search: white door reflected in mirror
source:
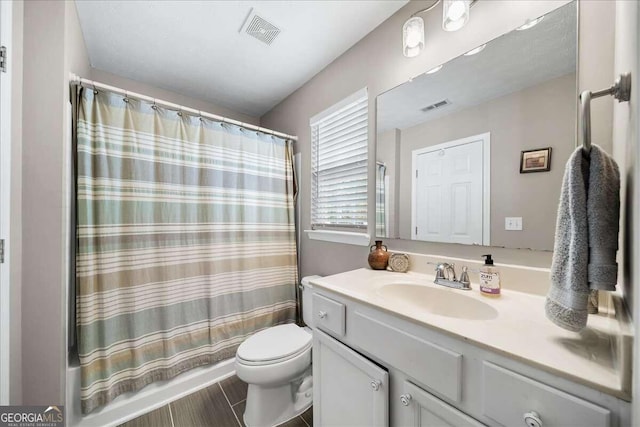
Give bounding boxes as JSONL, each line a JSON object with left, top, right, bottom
{"left": 411, "top": 133, "right": 490, "bottom": 245}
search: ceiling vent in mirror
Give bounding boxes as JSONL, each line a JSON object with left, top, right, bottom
{"left": 240, "top": 8, "right": 281, "bottom": 45}
{"left": 421, "top": 99, "right": 451, "bottom": 112}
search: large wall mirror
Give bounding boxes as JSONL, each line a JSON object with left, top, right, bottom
{"left": 376, "top": 1, "right": 577, "bottom": 251}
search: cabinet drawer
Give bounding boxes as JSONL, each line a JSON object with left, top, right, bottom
{"left": 313, "top": 293, "right": 346, "bottom": 337}
{"left": 351, "top": 311, "right": 462, "bottom": 403}
{"left": 483, "top": 362, "right": 610, "bottom": 427}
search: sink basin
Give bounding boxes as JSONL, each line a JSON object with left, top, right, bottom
{"left": 377, "top": 284, "right": 499, "bottom": 320}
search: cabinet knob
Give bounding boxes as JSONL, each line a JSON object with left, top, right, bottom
{"left": 318, "top": 311, "right": 327, "bottom": 319}
{"left": 400, "top": 394, "right": 412, "bottom": 406}
{"left": 523, "top": 411, "right": 542, "bottom": 427}
{"left": 370, "top": 380, "right": 381, "bottom": 391}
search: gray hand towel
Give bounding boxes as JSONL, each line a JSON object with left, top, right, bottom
{"left": 587, "top": 145, "right": 620, "bottom": 290}
{"left": 545, "top": 144, "right": 620, "bottom": 332}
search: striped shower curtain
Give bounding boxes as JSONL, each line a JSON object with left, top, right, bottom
{"left": 75, "top": 88, "right": 298, "bottom": 413}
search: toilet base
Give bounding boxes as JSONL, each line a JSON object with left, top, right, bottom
{"left": 243, "top": 370, "right": 312, "bottom": 427}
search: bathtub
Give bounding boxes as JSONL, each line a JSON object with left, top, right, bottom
{"left": 66, "top": 355, "right": 235, "bottom": 426}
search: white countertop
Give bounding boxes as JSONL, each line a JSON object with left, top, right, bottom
{"left": 311, "top": 268, "right": 631, "bottom": 401}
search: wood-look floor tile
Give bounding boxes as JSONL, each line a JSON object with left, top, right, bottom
{"left": 170, "top": 384, "right": 239, "bottom": 427}
{"left": 118, "top": 405, "right": 173, "bottom": 427}
{"left": 232, "top": 400, "right": 246, "bottom": 427}
{"left": 231, "top": 400, "right": 312, "bottom": 427}
{"left": 220, "top": 375, "right": 248, "bottom": 406}
{"left": 300, "top": 407, "right": 312, "bottom": 427}
{"left": 278, "top": 416, "right": 308, "bottom": 427}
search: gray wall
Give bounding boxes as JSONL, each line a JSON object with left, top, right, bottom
{"left": 261, "top": 0, "right": 614, "bottom": 278}
{"left": 22, "top": 0, "right": 72, "bottom": 405}
{"left": 394, "top": 73, "right": 575, "bottom": 250}
{"left": 580, "top": 1, "right": 615, "bottom": 155}
{"left": 22, "top": 0, "right": 94, "bottom": 406}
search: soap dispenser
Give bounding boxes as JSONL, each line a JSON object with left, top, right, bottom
{"left": 479, "top": 254, "right": 501, "bottom": 297}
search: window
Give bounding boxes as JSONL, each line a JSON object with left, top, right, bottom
{"left": 310, "top": 88, "right": 368, "bottom": 231}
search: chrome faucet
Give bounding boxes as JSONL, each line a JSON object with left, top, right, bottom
{"left": 433, "top": 262, "right": 471, "bottom": 290}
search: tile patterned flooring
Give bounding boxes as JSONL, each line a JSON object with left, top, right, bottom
{"left": 119, "top": 375, "right": 312, "bottom": 427}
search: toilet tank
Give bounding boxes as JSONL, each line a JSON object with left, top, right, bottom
{"left": 300, "top": 275, "right": 322, "bottom": 327}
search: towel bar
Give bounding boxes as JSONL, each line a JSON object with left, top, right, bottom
{"left": 579, "top": 72, "right": 632, "bottom": 155}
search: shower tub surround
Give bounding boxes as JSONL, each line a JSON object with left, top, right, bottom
{"left": 310, "top": 252, "right": 632, "bottom": 426}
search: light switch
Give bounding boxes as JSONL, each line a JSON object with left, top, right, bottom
{"left": 505, "top": 217, "right": 523, "bottom": 231}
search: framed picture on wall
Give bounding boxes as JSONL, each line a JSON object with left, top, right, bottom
{"left": 520, "top": 147, "right": 552, "bottom": 173}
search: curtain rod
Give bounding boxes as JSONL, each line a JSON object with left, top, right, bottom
{"left": 68, "top": 73, "right": 298, "bottom": 142}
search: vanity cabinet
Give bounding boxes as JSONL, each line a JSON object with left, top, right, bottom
{"left": 311, "top": 289, "right": 630, "bottom": 427}
{"left": 313, "top": 329, "right": 389, "bottom": 427}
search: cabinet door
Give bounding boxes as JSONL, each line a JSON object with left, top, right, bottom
{"left": 401, "top": 381, "right": 485, "bottom": 427}
{"left": 313, "top": 329, "right": 389, "bottom": 427}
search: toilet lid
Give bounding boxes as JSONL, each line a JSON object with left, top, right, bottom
{"left": 237, "top": 324, "right": 312, "bottom": 364}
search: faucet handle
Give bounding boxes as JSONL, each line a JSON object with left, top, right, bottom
{"left": 434, "top": 263, "right": 447, "bottom": 280}
{"left": 459, "top": 266, "right": 471, "bottom": 289}
{"left": 448, "top": 263, "right": 457, "bottom": 281}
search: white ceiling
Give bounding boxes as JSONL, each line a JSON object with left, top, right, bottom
{"left": 75, "top": 1, "right": 408, "bottom": 118}
{"left": 377, "top": 2, "right": 577, "bottom": 133}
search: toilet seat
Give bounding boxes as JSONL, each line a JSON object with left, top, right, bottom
{"left": 237, "top": 324, "right": 312, "bottom": 366}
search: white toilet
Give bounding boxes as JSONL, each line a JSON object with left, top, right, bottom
{"left": 235, "top": 275, "right": 320, "bottom": 427}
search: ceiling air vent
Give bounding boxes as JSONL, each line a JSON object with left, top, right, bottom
{"left": 240, "top": 8, "right": 281, "bottom": 46}
{"left": 421, "top": 99, "right": 451, "bottom": 112}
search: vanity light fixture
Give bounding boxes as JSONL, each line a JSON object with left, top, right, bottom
{"left": 463, "top": 43, "right": 486, "bottom": 56}
{"left": 517, "top": 16, "right": 544, "bottom": 31}
{"left": 426, "top": 64, "right": 443, "bottom": 74}
{"left": 402, "top": 0, "right": 477, "bottom": 58}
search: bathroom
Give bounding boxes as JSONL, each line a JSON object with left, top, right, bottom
{"left": 0, "top": 0, "right": 638, "bottom": 426}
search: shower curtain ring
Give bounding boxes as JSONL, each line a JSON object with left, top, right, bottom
{"left": 92, "top": 81, "right": 98, "bottom": 95}
{"left": 123, "top": 91, "right": 129, "bottom": 103}
{"left": 151, "top": 99, "right": 158, "bottom": 110}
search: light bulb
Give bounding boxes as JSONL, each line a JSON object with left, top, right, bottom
{"left": 406, "top": 31, "right": 421, "bottom": 48}
{"left": 403, "top": 17, "right": 425, "bottom": 58}
{"left": 425, "top": 65, "right": 443, "bottom": 74}
{"left": 446, "top": 1, "right": 466, "bottom": 21}
{"left": 464, "top": 44, "right": 486, "bottom": 56}
{"left": 517, "top": 16, "right": 544, "bottom": 31}
{"left": 442, "top": 0, "right": 470, "bottom": 32}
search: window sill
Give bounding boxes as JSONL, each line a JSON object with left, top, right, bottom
{"left": 304, "top": 230, "right": 371, "bottom": 246}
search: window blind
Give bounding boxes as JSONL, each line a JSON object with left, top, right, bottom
{"left": 311, "top": 89, "right": 368, "bottom": 230}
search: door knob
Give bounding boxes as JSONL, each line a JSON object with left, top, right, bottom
{"left": 400, "top": 394, "right": 412, "bottom": 406}
{"left": 318, "top": 311, "right": 327, "bottom": 319}
{"left": 523, "top": 411, "right": 542, "bottom": 427}
{"left": 370, "top": 380, "right": 381, "bottom": 391}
